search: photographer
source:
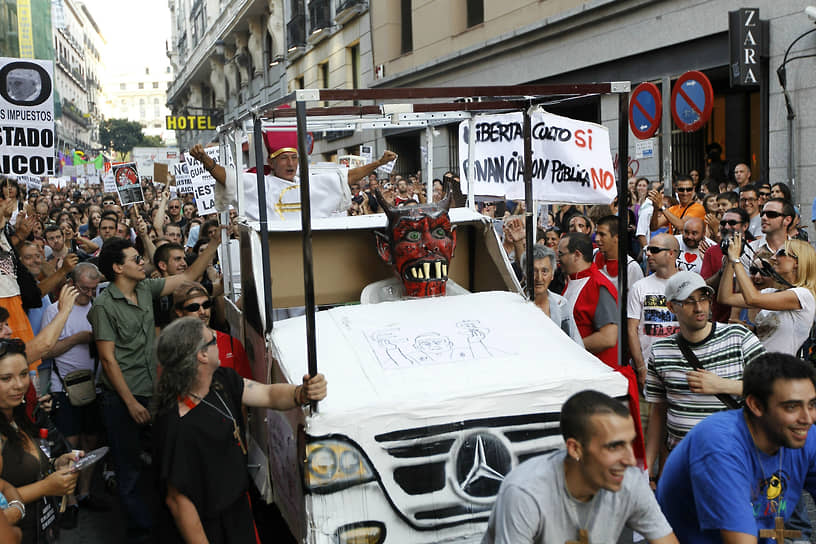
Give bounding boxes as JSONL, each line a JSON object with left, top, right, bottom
{"left": 719, "top": 233, "right": 816, "bottom": 355}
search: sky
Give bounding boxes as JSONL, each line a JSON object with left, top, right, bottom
{"left": 79, "top": 0, "right": 172, "bottom": 73}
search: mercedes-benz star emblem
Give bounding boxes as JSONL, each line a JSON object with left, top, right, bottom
{"left": 454, "top": 433, "right": 512, "bottom": 498}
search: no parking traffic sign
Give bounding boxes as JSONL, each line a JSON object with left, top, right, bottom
{"left": 629, "top": 82, "right": 661, "bottom": 140}
{"left": 671, "top": 71, "right": 713, "bottom": 132}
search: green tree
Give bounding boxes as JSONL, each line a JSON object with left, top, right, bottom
{"left": 99, "top": 119, "right": 146, "bottom": 160}
{"left": 142, "top": 135, "right": 164, "bottom": 147}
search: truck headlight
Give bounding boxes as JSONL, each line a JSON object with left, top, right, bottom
{"left": 334, "top": 521, "right": 386, "bottom": 544}
{"left": 305, "top": 438, "right": 375, "bottom": 493}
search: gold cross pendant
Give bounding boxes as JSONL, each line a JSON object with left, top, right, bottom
{"left": 233, "top": 422, "right": 247, "bottom": 455}
{"left": 566, "top": 528, "right": 589, "bottom": 544}
{"left": 758, "top": 516, "right": 801, "bottom": 542}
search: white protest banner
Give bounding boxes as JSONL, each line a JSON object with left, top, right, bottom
{"left": 102, "top": 171, "right": 116, "bottom": 193}
{"left": 172, "top": 161, "right": 193, "bottom": 193}
{"left": 377, "top": 153, "right": 398, "bottom": 175}
{"left": 0, "top": 58, "right": 55, "bottom": 176}
{"left": 18, "top": 174, "right": 40, "bottom": 191}
{"left": 185, "top": 146, "right": 220, "bottom": 215}
{"left": 359, "top": 145, "right": 372, "bottom": 164}
{"left": 458, "top": 110, "right": 616, "bottom": 204}
{"left": 112, "top": 162, "right": 144, "bottom": 206}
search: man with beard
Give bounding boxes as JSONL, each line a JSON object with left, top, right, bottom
{"left": 674, "top": 217, "right": 713, "bottom": 275}
{"left": 644, "top": 272, "right": 765, "bottom": 479}
{"left": 739, "top": 185, "right": 762, "bottom": 238}
{"left": 594, "top": 215, "right": 643, "bottom": 291}
{"left": 658, "top": 353, "right": 816, "bottom": 543}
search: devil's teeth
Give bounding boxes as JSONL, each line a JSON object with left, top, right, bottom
{"left": 411, "top": 268, "right": 418, "bottom": 279}
{"left": 435, "top": 261, "right": 441, "bottom": 278}
{"left": 423, "top": 262, "right": 430, "bottom": 279}
{"left": 442, "top": 263, "right": 447, "bottom": 277}
{"left": 417, "top": 267, "right": 424, "bottom": 279}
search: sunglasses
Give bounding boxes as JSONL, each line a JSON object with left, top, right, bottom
{"left": 759, "top": 192, "right": 771, "bottom": 197}
{"left": 0, "top": 338, "right": 26, "bottom": 358}
{"left": 720, "top": 219, "right": 743, "bottom": 227}
{"left": 676, "top": 187, "right": 695, "bottom": 193}
{"left": 775, "top": 248, "right": 797, "bottom": 260}
{"left": 675, "top": 294, "right": 712, "bottom": 306}
{"left": 200, "top": 334, "right": 217, "bottom": 350}
{"left": 646, "top": 246, "right": 673, "bottom": 254}
{"left": 760, "top": 210, "right": 785, "bottom": 219}
{"left": 182, "top": 300, "right": 213, "bottom": 312}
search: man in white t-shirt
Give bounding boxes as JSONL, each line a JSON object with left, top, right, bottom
{"left": 674, "top": 217, "right": 713, "bottom": 275}
{"left": 627, "top": 233, "right": 680, "bottom": 386}
{"left": 40, "top": 262, "right": 107, "bottom": 511}
{"left": 189, "top": 131, "right": 395, "bottom": 222}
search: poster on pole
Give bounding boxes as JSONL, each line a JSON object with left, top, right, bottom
{"left": 458, "top": 110, "right": 616, "bottom": 204}
{"left": 0, "top": 58, "right": 55, "bottom": 176}
{"left": 111, "top": 162, "right": 144, "bottom": 205}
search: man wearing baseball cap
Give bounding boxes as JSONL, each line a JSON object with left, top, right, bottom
{"left": 189, "top": 130, "right": 395, "bottom": 222}
{"left": 643, "top": 271, "right": 766, "bottom": 482}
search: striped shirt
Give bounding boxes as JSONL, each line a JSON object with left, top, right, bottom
{"left": 645, "top": 322, "right": 766, "bottom": 449}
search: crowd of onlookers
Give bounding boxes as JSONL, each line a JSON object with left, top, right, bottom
{"left": 1, "top": 153, "right": 816, "bottom": 542}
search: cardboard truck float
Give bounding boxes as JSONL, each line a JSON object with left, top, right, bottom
{"left": 215, "top": 84, "right": 634, "bottom": 544}
{"left": 228, "top": 210, "right": 628, "bottom": 544}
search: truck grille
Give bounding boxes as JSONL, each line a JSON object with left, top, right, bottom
{"left": 372, "top": 412, "right": 562, "bottom": 530}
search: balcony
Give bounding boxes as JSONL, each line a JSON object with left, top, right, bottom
{"left": 335, "top": 0, "right": 366, "bottom": 24}
{"left": 309, "top": 0, "right": 330, "bottom": 34}
{"left": 286, "top": 13, "right": 306, "bottom": 52}
{"left": 61, "top": 99, "right": 90, "bottom": 128}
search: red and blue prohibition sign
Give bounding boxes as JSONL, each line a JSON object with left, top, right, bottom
{"left": 629, "top": 82, "right": 662, "bottom": 140}
{"left": 671, "top": 71, "right": 713, "bottom": 133}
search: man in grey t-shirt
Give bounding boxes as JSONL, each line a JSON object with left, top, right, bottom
{"left": 482, "top": 391, "right": 677, "bottom": 544}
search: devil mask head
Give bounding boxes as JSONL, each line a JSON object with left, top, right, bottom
{"left": 374, "top": 188, "right": 457, "bottom": 298}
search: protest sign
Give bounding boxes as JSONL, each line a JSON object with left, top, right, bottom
{"left": 359, "top": 145, "right": 372, "bottom": 164}
{"left": 111, "top": 162, "right": 144, "bottom": 205}
{"left": 18, "top": 173, "right": 40, "bottom": 191}
{"left": 172, "top": 161, "right": 193, "bottom": 193}
{"left": 458, "top": 110, "right": 616, "bottom": 204}
{"left": 185, "top": 146, "right": 221, "bottom": 215}
{"left": 377, "top": 153, "right": 398, "bottom": 175}
{"left": 0, "top": 58, "right": 55, "bottom": 176}
{"left": 102, "top": 171, "right": 115, "bottom": 193}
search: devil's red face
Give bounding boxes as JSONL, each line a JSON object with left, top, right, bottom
{"left": 378, "top": 210, "right": 456, "bottom": 297}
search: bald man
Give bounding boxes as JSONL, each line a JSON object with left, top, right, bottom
{"left": 674, "top": 217, "right": 713, "bottom": 275}
{"left": 627, "top": 233, "right": 680, "bottom": 387}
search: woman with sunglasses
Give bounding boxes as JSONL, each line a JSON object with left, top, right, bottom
{"left": 152, "top": 317, "right": 326, "bottom": 543}
{"left": 719, "top": 234, "right": 816, "bottom": 355}
{"left": 171, "top": 282, "right": 252, "bottom": 379}
{"left": 0, "top": 338, "right": 82, "bottom": 543}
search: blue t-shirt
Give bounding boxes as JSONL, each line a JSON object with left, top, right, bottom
{"left": 657, "top": 409, "right": 816, "bottom": 543}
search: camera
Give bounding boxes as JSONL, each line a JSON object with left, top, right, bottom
{"left": 720, "top": 232, "right": 745, "bottom": 255}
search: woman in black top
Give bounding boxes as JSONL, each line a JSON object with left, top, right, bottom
{"left": 0, "top": 339, "right": 79, "bottom": 543}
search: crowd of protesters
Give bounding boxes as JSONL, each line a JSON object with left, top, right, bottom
{"left": 1, "top": 145, "right": 816, "bottom": 543}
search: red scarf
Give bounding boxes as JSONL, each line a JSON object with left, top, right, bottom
{"left": 594, "top": 251, "right": 618, "bottom": 277}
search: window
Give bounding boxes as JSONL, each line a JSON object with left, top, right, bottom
{"left": 349, "top": 44, "right": 360, "bottom": 105}
{"left": 466, "top": 0, "right": 483, "bottom": 28}
{"left": 153, "top": 82, "right": 159, "bottom": 89}
{"left": 120, "top": 83, "right": 126, "bottom": 90}
{"left": 138, "top": 82, "right": 144, "bottom": 89}
{"left": 296, "top": 76, "right": 305, "bottom": 90}
{"left": 400, "top": 0, "right": 412, "bottom": 54}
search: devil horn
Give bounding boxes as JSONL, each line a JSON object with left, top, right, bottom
{"left": 374, "top": 188, "right": 399, "bottom": 225}
{"left": 438, "top": 180, "right": 452, "bottom": 212}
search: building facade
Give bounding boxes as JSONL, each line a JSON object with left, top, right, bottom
{"left": 52, "top": 0, "right": 104, "bottom": 154}
{"left": 0, "top": 0, "right": 53, "bottom": 59}
{"left": 369, "top": 0, "right": 816, "bottom": 222}
{"left": 166, "top": 0, "right": 289, "bottom": 150}
{"left": 102, "top": 65, "right": 177, "bottom": 146}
